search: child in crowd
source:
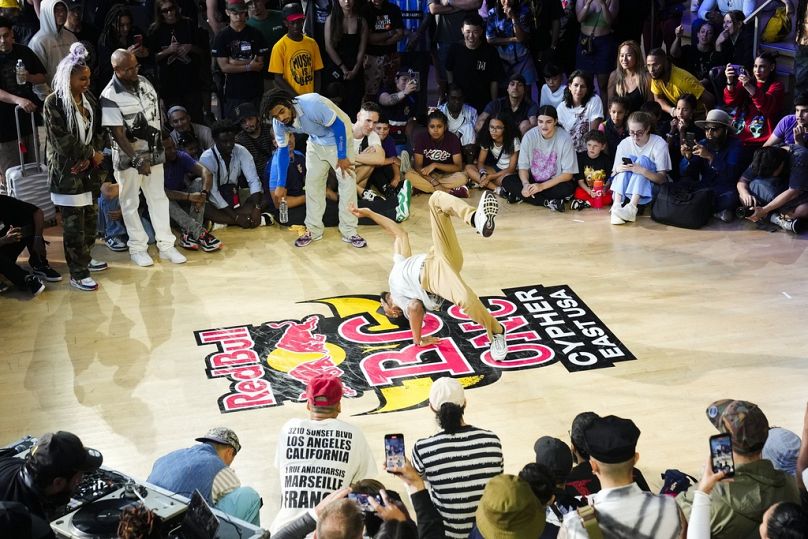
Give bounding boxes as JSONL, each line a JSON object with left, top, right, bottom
{"left": 540, "top": 63, "right": 566, "bottom": 109}
{"left": 369, "top": 115, "right": 403, "bottom": 200}
{"left": 666, "top": 93, "right": 704, "bottom": 180}
{"left": 571, "top": 130, "right": 612, "bottom": 210}
{"left": 602, "top": 96, "right": 630, "bottom": 168}
{"left": 640, "top": 101, "right": 669, "bottom": 138}
{"left": 405, "top": 109, "right": 470, "bottom": 197}
{"left": 465, "top": 114, "right": 520, "bottom": 193}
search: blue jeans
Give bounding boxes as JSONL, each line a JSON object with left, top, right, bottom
{"left": 748, "top": 177, "right": 785, "bottom": 206}
{"left": 214, "top": 486, "right": 261, "bottom": 525}
{"left": 97, "top": 194, "right": 155, "bottom": 244}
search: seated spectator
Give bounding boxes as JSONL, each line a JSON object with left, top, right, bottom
{"left": 97, "top": 181, "right": 157, "bottom": 252}
{"left": 378, "top": 69, "right": 419, "bottom": 148}
{"left": 234, "top": 102, "right": 273, "bottom": 191}
{"left": 438, "top": 84, "right": 479, "bottom": 158}
{"left": 0, "top": 431, "right": 102, "bottom": 522}
{"left": 446, "top": 13, "right": 503, "bottom": 113}
{"left": 531, "top": 438, "right": 584, "bottom": 537}
{"left": 680, "top": 109, "right": 743, "bottom": 221}
{"left": 670, "top": 19, "right": 721, "bottom": 86}
{"left": 485, "top": 0, "right": 537, "bottom": 88}
{"left": 558, "top": 415, "right": 685, "bottom": 538}
{"left": 177, "top": 131, "right": 203, "bottom": 160}
{"left": 610, "top": 111, "right": 672, "bottom": 224}
{"left": 167, "top": 105, "right": 214, "bottom": 150}
{"left": 602, "top": 95, "right": 630, "bottom": 164}
{"left": 539, "top": 63, "right": 566, "bottom": 110}
{"left": 666, "top": 93, "right": 705, "bottom": 179}
{"left": 27, "top": 0, "right": 75, "bottom": 100}
{"left": 476, "top": 74, "right": 538, "bottom": 136}
{"left": 161, "top": 134, "right": 221, "bottom": 252}
{"left": 764, "top": 93, "right": 808, "bottom": 147}
{"left": 647, "top": 48, "right": 715, "bottom": 120}
{"left": 369, "top": 115, "right": 405, "bottom": 202}
{"left": 412, "top": 377, "right": 504, "bottom": 539}
{"left": 677, "top": 400, "right": 801, "bottom": 538}
{"left": 557, "top": 70, "right": 604, "bottom": 153}
{"left": 714, "top": 9, "right": 753, "bottom": 69}
{"left": 199, "top": 119, "right": 271, "bottom": 229}
{"left": 469, "top": 474, "right": 545, "bottom": 538}
{"left": 405, "top": 109, "right": 470, "bottom": 197}
{"left": 268, "top": 2, "right": 324, "bottom": 97}
{"left": 723, "top": 52, "right": 784, "bottom": 149}
{"left": 465, "top": 114, "right": 520, "bottom": 193}
{"left": 698, "top": 0, "right": 756, "bottom": 27}
{"left": 607, "top": 40, "right": 653, "bottom": 113}
{"left": 502, "top": 105, "right": 577, "bottom": 210}
{"left": 147, "top": 427, "right": 261, "bottom": 525}
{"left": 352, "top": 101, "right": 387, "bottom": 201}
{"left": 640, "top": 101, "right": 670, "bottom": 138}
{"left": 571, "top": 130, "right": 613, "bottom": 210}
{"left": 0, "top": 196, "right": 56, "bottom": 295}
{"left": 738, "top": 145, "right": 808, "bottom": 234}
{"left": 763, "top": 428, "right": 801, "bottom": 478}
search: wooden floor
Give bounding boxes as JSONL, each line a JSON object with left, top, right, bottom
{"left": 2, "top": 192, "right": 807, "bottom": 526}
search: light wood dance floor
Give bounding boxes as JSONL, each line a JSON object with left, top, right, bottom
{"left": 1, "top": 191, "right": 806, "bottom": 525}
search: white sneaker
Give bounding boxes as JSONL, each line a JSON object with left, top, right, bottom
{"left": 490, "top": 330, "right": 508, "bottom": 361}
{"left": 399, "top": 150, "right": 412, "bottom": 175}
{"left": 617, "top": 203, "right": 638, "bottom": 222}
{"left": 211, "top": 222, "right": 228, "bottom": 231}
{"left": 130, "top": 251, "right": 154, "bottom": 267}
{"left": 610, "top": 205, "right": 625, "bottom": 225}
{"left": 88, "top": 259, "right": 108, "bottom": 272}
{"left": 474, "top": 191, "right": 498, "bottom": 237}
{"left": 159, "top": 247, "right": 187, "bottom": 264}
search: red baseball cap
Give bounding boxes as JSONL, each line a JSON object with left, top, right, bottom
{"left": 282, "top": 2, "right": 305, "bottom": 22}
{"left": 306, "top": 374, "right": 343, "bottom": 406}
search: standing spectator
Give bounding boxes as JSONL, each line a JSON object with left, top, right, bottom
{"left": 723, "top": 52, "right": 784, "bottom": 149}
{"left": 764, "top": 93, "right": 808, "bottom": 147}
{"left": 670, "top": 19, "right": 720, "bottom": 86}
{"left": 147, "top": 0, "right": 209, "bottom": 123}
{"left": 100, "top": 49, "right": 186, "bottom": 267}
{"left": 63, "top": 0, "right": 98, "bottom": 57}
{"left": 362, "top": 0, "right": 404, "bottom": 99}
{"left": 405, "top": 109, "right": 470, "bottom": 196}
{"left": 324, "top": 0, "right": 368, "bottom": 119}
{"left": 235, "top": 102, "right": 274, "bottom": 189}
{"left": 167, "top": 105, "right": 214, "bottom": 150}
{"left": 647, "top": 48, "right": 715, "bottom": 120}
{"left": 0, "top": 16, "right": 45, "bottom": 184}
{"left": 44, "top": 43, "right": 107, "bottom": 292}
{"left": 0, "top": 196, "right": 51, "bottom": 295}
{"left": 271, "top": 374, "right": 376, "bottom": 533}
{"left": 525, "top": 0, "right": 562, "bottom": 74}
{"left": 412, "top": 377, "right": 504, "bottom": 539}
{"left": 212, "top": 0, "right": 268, "bottom": 119}
{"left": 446, "top": 13, "right": 503, "bottom": 114}
{"left": 429, "top": 0, "right": 483, "bottom": 98}
{"left": 557, "top": 70, "right": 604, "bottom": 153}
{"left": 503, "top": 104, "right": 577, "bottom": 210}
{"left": 96, "top": 5, "right": 149, "bottom": 97}
{"left": 27, "top": 0, "right": 75, "bottom": 100}
{"left": 574, "top": 0, "right": 618, "bottom": 111}
{"left": 607, "top": 40, "right": 652, "bottom": 113}
{"left": 268, "top": 2, "right": 324, "bottom": 96}
{"left": 554, "top": 0, "right": 579, "bottom": 75}
{"left": 486, "top": 0, "right": 537, "bottom": 90}
{"left": 302, "top": 0, "right": 332, "bottom": 53}
{"left": 714, "top": 9, "right": 753, "bottom": 69}
{"left": 476, "top": 73, "right": 538, "bottom": 136}
{"left": 246, "top": 0, "right": 285, "bottom": 54}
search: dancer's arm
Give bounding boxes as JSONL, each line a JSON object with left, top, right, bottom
{"left": 348, "top": 204, "right": 411, "bottom": 257}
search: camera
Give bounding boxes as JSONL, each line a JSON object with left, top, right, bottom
{"left": 735, "top": 206, "right": 755, "bottom": 218}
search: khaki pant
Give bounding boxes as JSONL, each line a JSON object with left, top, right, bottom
{"left": 305, "top": 139, "right": 358, "bottom": 239}
{"left": 405, "top": 170, "right": 467, "bottom": 193}
{"left": 420, "top": 192, "right": 501, "bottom": 337}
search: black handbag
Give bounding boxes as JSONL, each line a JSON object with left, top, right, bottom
{"left": 651, "top": 182, "right": 715, "bottom": 229}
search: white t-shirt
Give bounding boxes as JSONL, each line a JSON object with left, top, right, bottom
{"left": 389, "top": 253, "right": 439, "bottom": 317}
{"left": 557, "top": 98, "right": 604, "bottom": 152}
{"left": 353, "top": 130, "right": 382, "bottom": 154}
{"left": 518, "top": 127, "right": 578, "bottom": 182}
{"left": 540, "top": 84, "right": 566, "bottom": 109}
{"left": 487, "top": 138, "right": 521, "bottom": 170}
{"left": 612, "top": 134, "right": 672, "bottom": 175}
{"left": 271, "top": 417, "right": 377, "bottom": 533}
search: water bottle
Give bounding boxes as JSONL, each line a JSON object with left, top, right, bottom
{"left": 279, "top": 198, "right": 288, "bottom": 224}
{"left": 15, "top": 60, "right": 26, "bottom": 86}
{"left": 591, "top": 179, "right": 604, "bottom": 208}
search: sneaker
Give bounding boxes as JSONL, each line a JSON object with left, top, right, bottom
{"left": 0, "top": 281, "right": 9, "bottom": 294}
{"left": 399, "top": 150, "right": 412, "bottom": 175}
{"left": 506, "top": 191, "right": 523, "bottom": 204}
{"left": 616, "top": 203, "right": 638, "bottom": 223}
{"left": 490, "top": 329, "right": 508, "bottom": 361}
{"left": 88, "top": 259, "right": 108, "bottom": 272}
{"left": 211, "top": 222, "right": 228, "bottom": 231}
{"left": 770, "top": 213, "right": 807, "bottom": 234}
{"left": 25, "top": 274, "right": 45, "bottom": 296}
{"left": 448, "top": 185, "right": 469, "bottom": 198}
{"left": 544, "top": 198, "right": 565, "bottom": 212}
{"left": 714, "top": 209, "right": 735, "bottom": 223}
{"left": 198, "top": 231, "right": 222, "bottom": 252}
{"left": 70, "top": 276, "right": 98, "bottom": 291}
{"left": 474, "top": 191, "right": 498, "bottom": 238}
{"left": 32, "top": 265, "right": 62, "bottom": 282}
{"left": 159, "top": 247, "right": 187, "bottom": 264}
{"left": 395, "top": 179, "right": 412, "bottom": 222}
{"left": 260, "top": 212, "right": 275, "bottom": 226}
{"left": 105, "top": 236, "right": 128, "bottom": 252}
{"left": 342, "top": 234, "right": 368, "bottom": 248}
{"left": 361, "top": 189, "right": 378, "bottom": 202}
{"left": 179, "top": 232, "right": 200, "bottom": 250}
{"left": 570, "top": 199, "right": 591, "bottom": 211}
{"left": 382, "top": 184, "right": 397, "bottom": 200}
{"left": 130, "top": 251, "right": 154, "bottom": 267}
{"left": 294, "top": 231, "right": 323, "bottom": 248}
{"left": 610, "top": 205, "right": 626, "bottom": 225}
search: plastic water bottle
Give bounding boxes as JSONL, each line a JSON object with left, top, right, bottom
{"left": 279, "top": 198, "right": 288, "bottom": 224}
{"left": 591, "top": 179, "right": 604, "bottom": 208}
{"left": 15, "top": 60, "right": 26, "bottom": 86}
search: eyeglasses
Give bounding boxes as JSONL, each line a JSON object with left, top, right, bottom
{"left": 628, "top": 129, "right": 646, "bottom": 137}
{"left": 161, "top": 6, "right": 177, "bottom": 13}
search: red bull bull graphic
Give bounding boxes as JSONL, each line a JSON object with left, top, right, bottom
{"left": 194, "top": 284, "right": 636, "bottom": 414}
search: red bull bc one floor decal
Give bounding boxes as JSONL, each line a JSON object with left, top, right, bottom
{"left": 194, "top": 284, "right": 636, "bottom": 415}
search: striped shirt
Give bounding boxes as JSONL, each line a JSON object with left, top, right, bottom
{"left": 412, "top": 425, "right": 503, "bottom": 539}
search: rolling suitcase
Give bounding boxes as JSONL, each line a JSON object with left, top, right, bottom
{"left": 4, "top": 105, "right": 56, "bottom": 223}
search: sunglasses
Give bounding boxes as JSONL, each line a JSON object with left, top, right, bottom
{"left": 704, "top": 126, "right": 725, "bottom": 132}
{"left": 161, "top": 6, "right": 177, "bottom": 13}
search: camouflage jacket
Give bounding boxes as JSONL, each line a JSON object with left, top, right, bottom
{"left": 43, "top": 91, "right": 106, "bottom": 196}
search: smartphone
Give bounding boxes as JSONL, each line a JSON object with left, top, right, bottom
{"left": 409, "top": 71, "right": 420, "bottom": 92}
{"left": 134, "top": 34, "right": 143, "bottom": 47}
{"left": 622, "top": 157, "right": 632, "bottom": 166}
{"left": 685, "top": 132, "right": 696, "bottom": 147}
{"left": 384, "top": 433, "right": 405, "bottom": 471}
{"left": 709, "top": 433, "right": 735, "bottom": 477}
{"left": 348, "top": 492, "right": 381, "bottom": 512}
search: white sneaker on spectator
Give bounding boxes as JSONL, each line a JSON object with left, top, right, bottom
{"left": 70, "top": 276, "right": 98, "bottom": 291}
{"left": 130, "top": 251, "right": 154, "bottom": 267}
{"left": 610, "top": 205, "right": 626, "bottom": 225}
{"left": 159, "top": 247, "right": 187, "bottom": 264}
{"left": 87, "top": 259, "right": 108, "bottom": 272}
{"left": 400, "top": 150, "right": 412, "bottom": 175}
{"left": 490, "top": 330, "right": 507, "bottom": 360}
{"left": 616, "top": 203, "right": 638, "bottom": 223}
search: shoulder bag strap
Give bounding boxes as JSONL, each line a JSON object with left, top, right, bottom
{"left": 576, "top": 505, "right": 604, "bottom": 539}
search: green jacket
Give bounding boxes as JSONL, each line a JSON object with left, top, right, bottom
{"left": 677, "top": 459, "right": 800, "bottom": 539}
{"left": 43, "top": 91, "right": 106, "bottom": 196}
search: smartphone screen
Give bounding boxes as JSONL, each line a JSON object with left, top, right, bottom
{"left": 348, "top": 492, "right": 379, "bottom": 512}
{"left": 134, "top": 34, "right": 143, "bottom": 47}
{"left": 384, "top": 433, "right": 405, "bottom": 471}
{"left": 709, "top": 433, "right": 735, "bottom": 477}
{"left": 622, "top": 157, "right": 632, "bottom": 165}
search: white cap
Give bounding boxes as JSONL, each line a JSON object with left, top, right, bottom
{"left": 429, "top": 377, "right": 465, "bottom": 409}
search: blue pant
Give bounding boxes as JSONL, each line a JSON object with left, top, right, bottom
{"left": 97, "top": 195, "right": 155, "bottom": 244}
{"left": 214, "top": 486, "right": 261, "bottom": 526}
{"left": 748, "top": 177, "right": 785, "bottom": 206}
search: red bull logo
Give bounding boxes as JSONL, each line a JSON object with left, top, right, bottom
{"left": 195, "top": 284, "right": 636, "bottom": 414}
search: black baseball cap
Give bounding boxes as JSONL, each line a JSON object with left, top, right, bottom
{"left": 27, "top": 432, "right": 103, "bottom": 477}
{"left": 583, "top": 416, "right": 640, "bottom": 464}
